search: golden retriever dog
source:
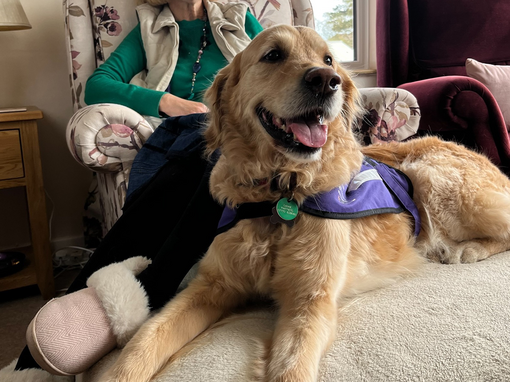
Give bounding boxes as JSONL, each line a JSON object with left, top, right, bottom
{"left": 100, "top": 25, "right": 510, "bottom": 382}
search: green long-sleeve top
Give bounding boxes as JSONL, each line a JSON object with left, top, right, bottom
{"left": 85, "top": 11, "right": 263, "bottom": 117}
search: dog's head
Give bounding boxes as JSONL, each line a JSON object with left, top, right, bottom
{"left": 204, "top": 25, "right": 364, "bottom": 205}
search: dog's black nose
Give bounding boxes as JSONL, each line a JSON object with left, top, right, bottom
{"left": 304, "top": 67, "right": 341, "bottom": 97}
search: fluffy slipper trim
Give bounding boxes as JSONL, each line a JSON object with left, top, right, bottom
{"left": 86, "top": 256, "right": 152, "bottom": 347}
{"left": 0, "top": 359, "right": 73, "bottom": 382}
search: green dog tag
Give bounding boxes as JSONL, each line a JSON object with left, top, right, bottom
{"left": 276, "top": 198, "right": 298, "bottom": 220}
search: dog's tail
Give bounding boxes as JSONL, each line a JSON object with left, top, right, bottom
{"left": 361, "top": 136, "right": 463, "bottom": 167}
{"left": 360, "top": 141, "right": 411, "bottom": 168}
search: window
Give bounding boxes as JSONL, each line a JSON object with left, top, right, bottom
{"left": 310, "top": 0, "right": 371, "bottom": 71}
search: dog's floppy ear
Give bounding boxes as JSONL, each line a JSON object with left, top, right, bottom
{"left": 204, "top": 52, "right": 242, "bottom": 156}
{"left": 336, "top": 65, "right": 363, "bottom": 134}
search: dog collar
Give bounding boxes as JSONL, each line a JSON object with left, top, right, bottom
{"left": 217, "top": 158, "right": 421, "bottom": 237}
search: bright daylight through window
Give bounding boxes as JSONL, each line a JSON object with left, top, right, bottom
{"left": 310, "top": 0, "right": 368, "bottom": 69}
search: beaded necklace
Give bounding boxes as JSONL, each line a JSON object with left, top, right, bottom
{"left": 188, "top": 8, "right": 209, "bottom": 100}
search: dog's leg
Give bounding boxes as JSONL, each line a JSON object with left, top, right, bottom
{"left": 265, "top": 220, "right": 350, "bottom": 382}
{"left": 99, "top": 250, "right": 245, "bottom": 382}
{"left": 266, "top": 292, "right": 340, "bottom": 382}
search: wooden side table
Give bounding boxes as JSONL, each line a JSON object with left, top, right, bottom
{"left": 0, "top": 106, "right": 55, "bottom": 299}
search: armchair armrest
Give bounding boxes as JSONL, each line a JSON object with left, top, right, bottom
{"left": 398, "top": 76, "right": 510, "bottom": 171}
{"left": 357, "top": 87, "right": 420, "bottom": 145}
{"left": 66, "top": 104, "right": 154, "bottom": 174}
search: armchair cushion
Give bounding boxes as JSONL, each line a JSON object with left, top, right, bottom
{"left": 79, "top": 251, "right": 510, "bottom": 382}
{"left": 466, "top": 58, "right": 510, "bottom": 131}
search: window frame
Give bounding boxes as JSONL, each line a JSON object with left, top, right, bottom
{"left": 310, "top": 0, "right": 373, "bottom": 71}
{"left": 345, "top": 0, "right": 369, "bottom": 70}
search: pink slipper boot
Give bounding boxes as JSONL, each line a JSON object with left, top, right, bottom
{"left": 26, "top": 256, "right": 152, "bottom": 376}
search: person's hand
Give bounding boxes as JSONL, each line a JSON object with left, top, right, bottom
{"left": 159, "top": 93, "right": 209, "bottom": 116}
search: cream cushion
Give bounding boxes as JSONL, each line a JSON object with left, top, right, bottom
{"left": 466, "top": 58, "right": 510, "bottom": 130}
{"left": 79, "top": 251, "right": 510, "bottom": 382}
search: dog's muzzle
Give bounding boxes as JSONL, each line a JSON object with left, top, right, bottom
{"left": 256, "top": 66, "right": 343, "bottom": 157}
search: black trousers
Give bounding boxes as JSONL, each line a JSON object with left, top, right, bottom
{"left": 16, "top": 150, "right": 224, "bottom": 370}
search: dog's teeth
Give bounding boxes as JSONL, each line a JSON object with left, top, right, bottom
{"left": 319, "top": 115, "right": 324, "bottom": 124}
{"left": 281, "top": 123, "right": 286, "bottom": 131}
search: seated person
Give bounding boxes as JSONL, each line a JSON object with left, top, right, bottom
{"left": 8, "top": 0, "right": 262, "bottom": 379}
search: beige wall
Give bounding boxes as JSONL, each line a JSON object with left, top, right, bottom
{"left": 0, "top": 0, "right": 91, "bottom": 250}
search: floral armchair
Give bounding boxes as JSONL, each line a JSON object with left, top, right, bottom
{"left": 63, "top": 0, "right": 421, "bottom": 236}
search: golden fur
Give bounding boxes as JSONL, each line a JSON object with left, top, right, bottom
{"left": 100, "top": 25, "right": 510, "bottom": 382}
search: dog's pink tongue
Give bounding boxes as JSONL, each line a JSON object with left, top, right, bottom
{"left": 287, "top": 117, "right": 328, "bottom": 148}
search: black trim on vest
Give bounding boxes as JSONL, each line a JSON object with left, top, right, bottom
{"left": 216, "top": 201, "right": 274, "bottom": 235}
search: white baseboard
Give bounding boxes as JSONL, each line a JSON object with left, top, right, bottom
{"left": 51, "top": 235, "right": 86, "bottom": 252}
{"left": 52, "top": 235, "right": 93, "bottom": 267}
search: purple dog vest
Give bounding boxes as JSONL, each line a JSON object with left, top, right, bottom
{"left": 217, "top": 158, "right": 421, "bottom": 236}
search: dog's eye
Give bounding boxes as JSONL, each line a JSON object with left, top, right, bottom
{"left": 324, "top": 55, "right": 333, "bottom": 66}
{"left": 263, "top": 49, "right": 283, "bottom": 62}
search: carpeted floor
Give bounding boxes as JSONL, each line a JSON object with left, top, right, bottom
{"left": 0, "top": 269, "right": 80, "bottom": 368}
